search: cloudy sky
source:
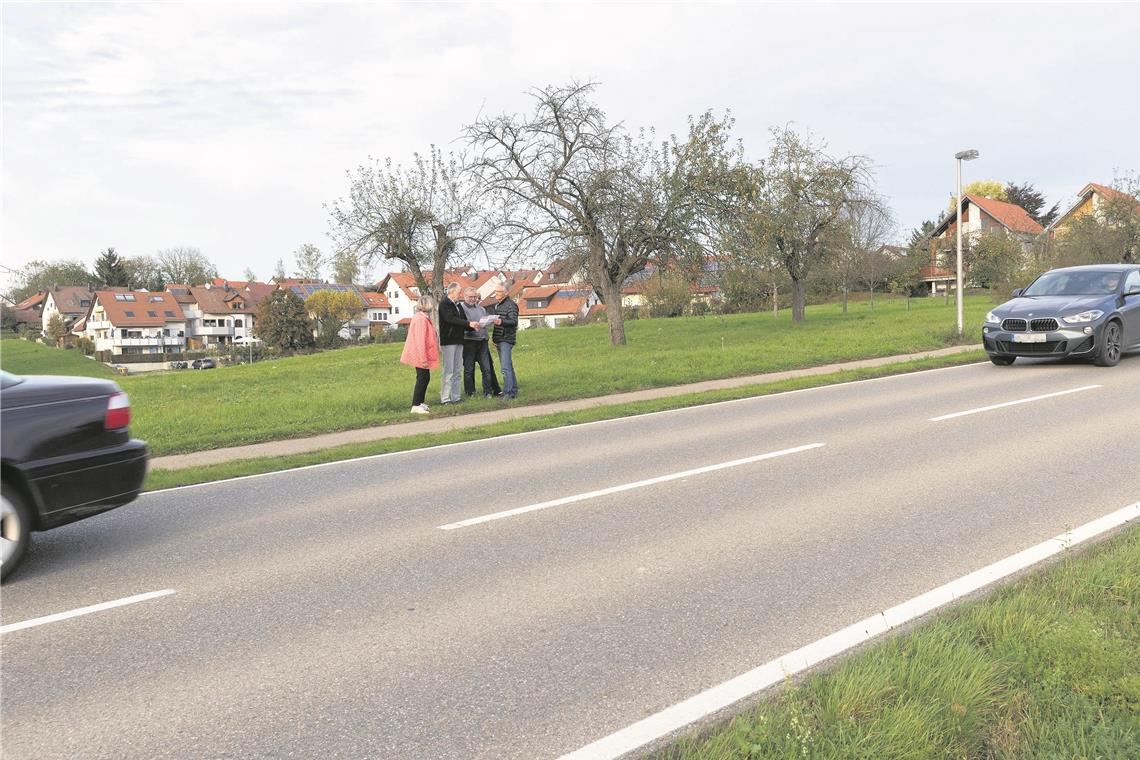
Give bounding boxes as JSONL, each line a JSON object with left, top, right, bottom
{"left": 3, "top": 2, "right": 1139, "bottom": 287}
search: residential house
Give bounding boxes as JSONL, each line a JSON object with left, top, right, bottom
{"left": 361, "top": 290, "right": 393, "bottom": 336}
{"left": 921, "top": 195, "right": 1044, "bottom": 294}
{"left": 83, "top": 290, "right": 187, "bottom": 357}
{"left": 516, "top": 284, "right": 600, "bottom": 329}
{"left": 41, "top": 286, "right": 104, "bottom": 336}
{"left": 1047, "top": 182, "right": 1140, "bottom": 237}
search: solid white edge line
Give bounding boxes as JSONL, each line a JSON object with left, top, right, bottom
{"left": 557, "top": 500, "right": 1140, "bottom": 760}
{"left": 438, "top": 444, "right": 825, "bottom": 530}
{"left": 929, "top": 384, "right": 1101, "bottom": 421}
{"left": 146, "top": 361, "right": 987, "bottom": 495}
{"left": 0, "top": 589, "right": 176, "bottom": 635}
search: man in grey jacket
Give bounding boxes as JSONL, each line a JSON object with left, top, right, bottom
{"left": 459, "top": 287, "right": 502, "bottom": 397}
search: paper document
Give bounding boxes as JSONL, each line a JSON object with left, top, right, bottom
{"left": 478, "top": 315, "right": 500, "bottom": 327}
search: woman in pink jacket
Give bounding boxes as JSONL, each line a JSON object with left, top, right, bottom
{"left": 399, "top": 295, "right": 440, "bottom": 414}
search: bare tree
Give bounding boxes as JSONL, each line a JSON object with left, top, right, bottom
{"left": 467, "top": 82, "right": 744, "bottom": 346}
{"left": 739, "top": 127, "right": 875, "bottom": 322}
{"left": 156, "top": 247, "right": 217, "bottom": 285}
{"left": 327, "top": 146, "right": 493, "bottom": 305}
{"left": 844, "top": 196, "right": 894, "bottom": 310}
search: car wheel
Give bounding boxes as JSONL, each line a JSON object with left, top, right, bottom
{"left": 990, "top": 355, "right": 1015, "bottom": 366}
{"left": 1, "top": 485, "right": 32, "bottom": 581}
{"left": 1094, "top": 321, "right": 1123, "bottom": 367}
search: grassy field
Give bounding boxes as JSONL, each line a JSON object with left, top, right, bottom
{"left": 657, "top": 524, "right": 1140, "bottom": 759}
{"left": 1, "top": 295, "right": 989, "bottom": 456}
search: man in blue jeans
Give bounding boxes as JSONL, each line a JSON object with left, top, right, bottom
{"left": 490, "top": 284, "right": 519, "bottom": 398}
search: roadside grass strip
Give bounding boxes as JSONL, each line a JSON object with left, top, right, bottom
{"left": 438, "top": 444, "right": 824, "bottom": 530}
{"left": 563, "top": 502, "right": 1140, "bottom": 760}
{"left": 144, "top": 352, "right": 984, "bottom": 492}
{"left": 929, "top": 384, "right": 1101, "bottom": 422}
{"left": 0, "top": 589, "right": 176, "bottom": 635}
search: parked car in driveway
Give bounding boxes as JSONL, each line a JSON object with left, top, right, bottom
{"left": 1, "top": 371, "right": 149, "bottom": 580}
{"left": 191, "top": 358, "right": 216, "bottom": 369}
{"left": 982, "top": 264, "right": 1140, "bottom": 366}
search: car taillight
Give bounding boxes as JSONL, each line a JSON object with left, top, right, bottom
{"left": 105, "top": 392, "right": 131, "bottom": 430}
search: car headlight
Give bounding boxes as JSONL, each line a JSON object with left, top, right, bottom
{"left": 1061, "top": 310, "right": 1104, "bottom": 324}
{"left": 984, "top": 311, "right": 1001, "bottom": 324}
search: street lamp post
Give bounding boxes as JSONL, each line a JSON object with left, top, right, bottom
{"left": 955, "top": 149, "right": 979, "bottom": 337}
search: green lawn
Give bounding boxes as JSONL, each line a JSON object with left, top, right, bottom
{"left": 657, "top": 524, "right": 1140, "bottom": 759}
{"left": 1, "top": 296, "right": 989, "bottom": 456}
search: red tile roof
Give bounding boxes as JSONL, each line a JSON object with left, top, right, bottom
{"left": 94, "top": 290, "right": 186, "bottom": 327}
{"left": 15, "top": 292, "right": 46, "bottom": 311}
{"left": 362, "top": 291, "right": 391, "bottom": 308}
{"left": 966, "top": 194, "right": 1044, "bottom": 235}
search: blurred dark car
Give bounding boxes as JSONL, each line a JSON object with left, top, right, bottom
{"left": 191, "top": 358, "right": 216, "bottom": 369}
{"left": 982, "top": 264, "right": 1140, "bottom": 366}
{"left": 1, "top": 371, "right": 148, "bottom": 580}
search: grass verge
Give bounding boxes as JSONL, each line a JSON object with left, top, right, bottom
{"left": 2, "top": 296, "right": 991, "bottom": 457}
{"left": 654, "top": 524, "right": 1140, "bottom": 760}
{"left": 144, "top": 351, "right": 984, "bottom": 490}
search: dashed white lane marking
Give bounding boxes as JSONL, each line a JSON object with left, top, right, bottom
{"left": 557, "top": 500, "right": 1140, "bottom": 760}
{"left": 438, "top": 443, "right": 825, "bottom": 530}
{"left": 929, "top": 384, "right": 1100, "bottom": 422}
{"left": 0, "top": 589, "right": 176, "bottom": 635}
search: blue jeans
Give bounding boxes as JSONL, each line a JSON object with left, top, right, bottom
{"left": 498, "top": 341, "right": 517, "bottom": 397}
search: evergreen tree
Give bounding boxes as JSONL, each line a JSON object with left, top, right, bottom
{"left": 255, "top": 289, "right": 314, "bottom": 350}
{"left": 94, "top": 248, "right": 130, "bottom": 287}
{"left": 1004, "top": 182, "right": 1060, "bottom": 227}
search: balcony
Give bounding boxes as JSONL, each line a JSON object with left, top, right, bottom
{"left": 191, "top": 325, "right": 235, "bottom": 337}
{"left": 110, "top": 337, "right": 187, "bottom": 348}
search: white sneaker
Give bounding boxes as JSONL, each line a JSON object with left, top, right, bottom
{"left": 411, "top": 404, "right": 430, "bottom": 414}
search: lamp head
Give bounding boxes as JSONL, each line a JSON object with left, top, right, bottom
{"left": 955, "top": 149, "right": 980, "bottom": 161}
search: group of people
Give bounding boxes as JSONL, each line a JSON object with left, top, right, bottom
{"left": 399, "top": 282, "right": 519, "bottom": 414}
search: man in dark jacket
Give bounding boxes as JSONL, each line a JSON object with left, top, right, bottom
{"left": 491, "top": 284, "right": 519, "bottom": 399}
{"left": 438, "top": 282, "right": 476, "bottom": 404}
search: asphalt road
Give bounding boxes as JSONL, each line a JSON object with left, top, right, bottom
{"left": 3, "top": 355, "right": 1139, "bottom": 759}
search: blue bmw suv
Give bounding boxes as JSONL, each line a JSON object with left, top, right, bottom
{"left": 982, "top": 264, "right": 1140, "bottom": 366}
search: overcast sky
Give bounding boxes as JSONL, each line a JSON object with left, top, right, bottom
{"left": 3, "top": 2, "right": 1139, "bottom": 287}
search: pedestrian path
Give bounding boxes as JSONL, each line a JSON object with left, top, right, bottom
{"left": 151, "top": 345, "right": 982, "bottom": 471}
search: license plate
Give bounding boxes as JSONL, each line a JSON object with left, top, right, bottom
{"left": 1012, "top": 333, "right": 1047, "bottom": 343}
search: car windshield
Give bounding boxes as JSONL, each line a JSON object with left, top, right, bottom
{"left": 1023, "top": 271, "right": 1121, "bottom": 297}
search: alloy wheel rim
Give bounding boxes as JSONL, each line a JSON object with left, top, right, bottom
{"left": 1, "top": 494, "right": 20, "bottom": 566}
{"left": 1106, "top": 325, "right": 1120, "bottom": 362}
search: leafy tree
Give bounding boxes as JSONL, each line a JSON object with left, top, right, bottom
{"left": 965, "top": 230, "right": 1023, "bottom": 291}
{"left": 305, "top": 290, "right": 361, "bottom": 346}
{"left": 739, "top": 126, "right": 875, "bottom": 322}
{"left": 640, "top": 269, "right": 695, "bottom": 318}
{"left": 123, "top": 255, "right": 166, "bottom": 291}
{"left": 293, "top": 244, "right": 324, "bottom": 281}
{"left": 256, "top": 289, "right": 314, "bottom": 350}
{"left": 467, "top": 82, "right": 745, "bottom": 345}
{"left": 951, "top": 180, "right": 1007, "bottom": 208}
{"left": 3, "top": 259, "right": 93, "bottom": 303}
{"left": 243, "top": 267, "right": 257, "bottom": 282}
{"left": 329, "top": 249, "right": 361, "bottom": 284}
{"left": 716, "top": 262, "right": 781, "bottom": 314}
{"left": 93, "top": 248, "right": 129, "bottom": 287}
{"left": 157, "top": 247, "right": 217, "bottom": 285}
{"left": 46, "top": 313, "right": 69, "bottom": 344}
{"left": 1004, "top": 182, "right": 1059, "bottom": 227}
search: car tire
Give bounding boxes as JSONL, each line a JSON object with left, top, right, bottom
{"left": 1, "top": 484, "right": 32, "bottom": 581}
{"left": 990, "top": 355, "right": 1015, "bottom": 366}
{"left": 1094, "top": 321, "right": 1123, "bottom": 367}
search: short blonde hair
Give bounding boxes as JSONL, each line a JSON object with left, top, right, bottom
{"left": 417, "top": 295, "right": 436, "bottom": 312}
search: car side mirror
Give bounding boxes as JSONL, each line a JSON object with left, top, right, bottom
{"left": 1011, "top": 288, "right": 1023, "bottom": 297}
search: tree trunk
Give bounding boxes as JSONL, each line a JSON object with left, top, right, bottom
{"left": 842, "top": 286, "right": 848, "bottom": 314}
{"left": 772, "top": 282, "right": 778, "bottom": 318}
{"left": 598, "top": 276, "right": 626, "bottom": 346}
{"left": 791, "top": 277, "right": 807, "bottom": 322}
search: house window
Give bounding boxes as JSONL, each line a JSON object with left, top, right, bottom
{"left": 80, "top": 299, "right": 90, "bottom": 307}
{"left": 234, "top": 319, "right": 243, "bottom": 327}
{"left": 124, "top": 310, "right": 135, "bottom": 317}
{"left": 394, "top": 306, "right": 399, "bottom": 314}
{"left": 150, "top": 295, "right": 164, "bottom": 302}
{"left": 165, "top": 311, "right": 176, "bottom": 317}
{"left": 147, "top": 310, "right": 157, "bottom": 317}
{"left": 115, "top": 293, "right": 136, "bottom": 302}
